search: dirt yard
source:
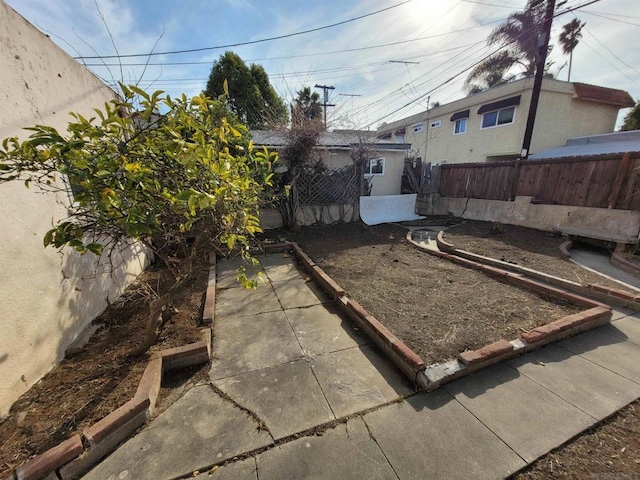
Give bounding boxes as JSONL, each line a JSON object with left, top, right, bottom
{"left": 0, "top": 260, "right": 208, "bottom": 476}
{"left": 513, "top": 399, "right": 640, "bottom": 479}
{"left": 268, "top": 222, "right": 582, "bottom": 365}
{"left": 444, "top": 220, "right": 624, "bottom": 289}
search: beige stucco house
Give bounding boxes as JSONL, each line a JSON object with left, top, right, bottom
{"left": 251, "top": 130, "right": 410, "bottom": 196}
{"left": 0, "top": 2, "right": 149, "bottom": 417}
{"left": 377, "top": 77, "right": 635, "bottom": 165}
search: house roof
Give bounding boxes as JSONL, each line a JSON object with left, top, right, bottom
{"left": 251, "top": 129, "right": 410, "bottom": 151}
{"left": 529, "top": 130, "right": 640, "bottom": 159}
{"left": 573, "top": 83, "right": 635, "bottom": 107}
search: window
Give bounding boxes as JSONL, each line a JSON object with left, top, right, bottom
{"left": 454, "top": 118, "right": 467, "bottom": 135}
{"left": 430, "top": 120, "right": 441, "bottom": 129}
{"left": 395, "top": 133, "right": 405, "bottom": 143}
{"left": 412, "top": 122, "right": 424, "bottom": 133}
{"left": 481, "top": 106, "right": 515, "bottom": 129}
{"left": 365, "top": 158, "right": 385, "bottom": 176}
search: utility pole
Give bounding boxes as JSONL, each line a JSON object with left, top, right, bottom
{"left": 508, "top": 0, "right": 555, "bottom": 201}
{"left": 315, "top": 84, "right": 335, "bottom": 129}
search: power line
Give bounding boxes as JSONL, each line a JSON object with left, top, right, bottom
{"left": 580, "top": 11, "right": 640, "bottom": 27}
{"left": 74, "top": 0, "right": 416, "bottom": 59}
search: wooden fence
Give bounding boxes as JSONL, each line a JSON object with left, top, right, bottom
{"left": 437, "top": 153, "right": 640, "bottom": 211}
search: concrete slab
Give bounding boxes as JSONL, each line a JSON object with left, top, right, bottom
{"left": 259, "top": 254, "right": 307, "bottom": 283}
{"left": 256, "top": 417, "right": 398, "bottom": 480}
{"left": 508, "top": 344, "right": 640, "bottom": 421}
{"left": 602, "top": 317, "right": 640, "bottom": 346}
{"left": 271, "top": 278, "right": 329, "bottom": 310}
{"left": 570, "top": 248, "right": 640, "bottom": 291}
{"left": 214, "top": 359, "right": 335, "bottom": 440}
{"left": 364, "top": 390, "right": 526, "bottom": 479}
{"left": 310, "top": 345, "right": 412, "bottom": 418}
{"left": 215, "top": 282, "right": 282, "bottom": 317}
{"left": 611, "top": 307, "right": 635, "bottom": 321}
{"left": 444, "top": 363, "right": 594, "bottom": 463}
{"left": 217, "top": 257, "right": 264, "bottom": 289}
{"left": 195, "top": 458, "right": 257, "bottom": 480}
{"left": 286, "top": 303, "right": 369, "bottom": 356}
{"left": 559, "top": 328, "right": 640, "bottom": 384}
{"left": 210, "top": 311, "right": 303, "bottom": 380}
{"left": 83, "top": 386, "right": 271, "bottom": 480}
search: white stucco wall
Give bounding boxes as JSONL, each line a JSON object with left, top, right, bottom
{"left": 0, "top": 2, "right": 149, "bottom": 417}
{"left": 325, "top": 148, "right": 406, "bottom": 196}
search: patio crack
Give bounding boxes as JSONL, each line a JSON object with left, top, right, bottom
{"left": 208, "top": 383, "right": 275, "bottom": 442}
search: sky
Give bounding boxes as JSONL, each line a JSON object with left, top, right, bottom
{"left": 6, "top": 0, "right": 640, "bottom": 130}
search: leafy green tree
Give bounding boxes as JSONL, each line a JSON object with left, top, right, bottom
{"left": 559, "top": 18, "right": 585, "bottom": 81}
{"left": 465, "top": 0, "right": 551, "bottom": 93}
{"left": 291, "top": 87, "right": 322, "bottom": 125}
{"left": 621, "top": 100, "right": 640, "bottom": 131}
{"left": 0, "top": 84, "right": 276, "bottom": 351}
{"left": 204, "top": 51, "right": 288, "bottom": 129}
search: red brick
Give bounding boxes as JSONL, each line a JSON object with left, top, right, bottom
{"left": 208, "top": 252, "right": 217, "bottom": 266}
{"left": 135, "top": 357, "right": 162, "bottom": 414}
{"left": 202, "top": 284, "right": 216, "bottom": 325}
{"left": 522, "top": 306, "right": 611, "bottom": 345}
{"left": 16, "top": 435, "right": 83, "bottom": 480}
{"left": 589, "top": 284, "right": 612, "bottom": 294}
{"left": 311, "top": 266, "right": 345, "bottom": 298}
{"left": 84, "top": 397, "right": 150, "bottom": 446}
{"left": 609, "top": 288, "right": 634, "bottom": 300}
{"left": 160, "top": 340, "right": 209, "bottom": 372}
{"left": 262, "top": 242, "right": 293, "bottom": 253}
{"left": 458, "top": 339, "right": 514, "bottom": 366}
{"left": 291, "top": 243, "right": 316, "bottom": 271}
{"left": 559, "top": 240, "right": 572, "bottom": 258}
{"left": 436, "top": 231, "right": 456, "bottom": 253}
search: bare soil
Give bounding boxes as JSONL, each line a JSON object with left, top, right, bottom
{"left": 0, "top": 260, "right": 208, "bottom": 476}
{"left": 445, "top": 220, "right": 625, "bottom": 289}
{"left": 512, "top": 399, "right": 640, "bottom": 479}
{"left": 267, "top": 222, "right": 582, "bottom": 365}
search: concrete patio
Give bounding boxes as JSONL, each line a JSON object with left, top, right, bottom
{"left": 83, "top": 254, "right": 640, "bottom": 480}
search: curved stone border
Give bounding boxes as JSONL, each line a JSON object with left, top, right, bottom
{"left": 429, "top": 230, "right": 640, "bottom": 312}
{"left": 9, "top": 255, "right": 216, "bottom": 480}
{"left": 559, "top": 240, "right": 573, "bottom": 258}
{"left": 611, "top": 251, "right": 640, "bottom": 277}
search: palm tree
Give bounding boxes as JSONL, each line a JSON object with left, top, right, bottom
{"left": 291, "top": 87, "right": 322, "bottom": 125}
{"left": 558, "top": 18, "right": 585, "bottom": 81}
{"left": 465, "top": 0, "right": 548, "bottom": 93}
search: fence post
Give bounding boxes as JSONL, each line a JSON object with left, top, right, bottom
{"left": 607, "top": 152, "right": 632, "bottom": 209}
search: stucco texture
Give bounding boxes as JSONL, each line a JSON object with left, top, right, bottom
{"left": 0, "top": 2, "right": 149, "bottom": 416}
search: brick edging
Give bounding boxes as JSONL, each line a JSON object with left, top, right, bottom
{"left": 420, "top": 230, "right": 640, "bottom": 312}
{"left": 11, "top": 327, "right": 214, "bottom": 480}
{"left": 405, "top": 230, "right": 614, "bottom": 391}
{"left": 287, "top": 243, "right": 425, "bottom": 384}
{"left": 611, "top": 251, "right": 640, "bottom": 277}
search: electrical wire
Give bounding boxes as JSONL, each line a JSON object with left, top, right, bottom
{"left": 73, "top": 0, "right": 416, "bottom": 59}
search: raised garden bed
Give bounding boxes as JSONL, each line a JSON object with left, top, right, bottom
{"left": 263, "top": 223, "right": 607, "bottom": 373}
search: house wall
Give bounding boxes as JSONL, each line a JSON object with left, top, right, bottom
{"left": 0, "top": 2, "right": 149, "bottom": 417}
{"left": 323, "top": 148, "right": 407, "bottom": 196}
{"left": 417, "top": 194, "right": 640, "bottom": 238}
{"left": 384, "top": 78, "right": 622, "bottom": 165}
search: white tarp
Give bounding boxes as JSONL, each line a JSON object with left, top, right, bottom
{"left": 360, "top": 194, "right": 426, "bottom": 225}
